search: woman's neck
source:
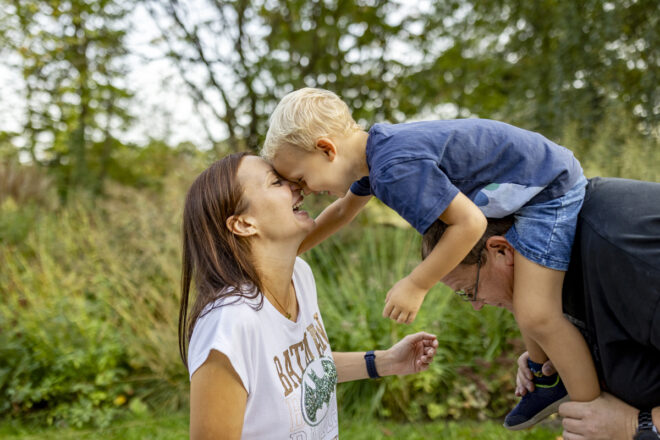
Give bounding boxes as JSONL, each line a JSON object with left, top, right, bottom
{"left": 251, "top": 240, "right": 298, "bottom": 303}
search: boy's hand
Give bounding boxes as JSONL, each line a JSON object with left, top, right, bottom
{"left": 382, "top": 276, "right": 428, "bottom": 324}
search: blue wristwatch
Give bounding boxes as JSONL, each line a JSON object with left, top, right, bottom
{"left": 364, "top": 350, "right": 380, "bottom": 379}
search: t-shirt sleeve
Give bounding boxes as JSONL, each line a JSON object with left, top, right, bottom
{"left": 372, "top": 158, "right": 459, "bottom": 234}
{"left": 349, "top": 176, "right": 372, "bottom": 196}
{"left": 293, "top": 257, "right": 320, "bottom": 309}
{"left": 187, "top": 307, "right": 252, "bottom": 393}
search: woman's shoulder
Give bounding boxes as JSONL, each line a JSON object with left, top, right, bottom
{"left": 196, "top": 294, "right": 261, "bottom": 329}
{"left": 187, "top": 294, "right": 263, "bottom": 376}
{"left": 294, "top": 256, "right": 312, "bottom": 274}
{"left": 293, "top": 257, "right": 317, "bottom": 292}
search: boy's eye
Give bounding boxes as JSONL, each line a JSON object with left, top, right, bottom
{"left": 273, "top": 178, "right": 282, "bottom": 185}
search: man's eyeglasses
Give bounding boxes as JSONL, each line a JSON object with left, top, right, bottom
{"left": 454, "top": 253, "right": 482, "bottom": 302}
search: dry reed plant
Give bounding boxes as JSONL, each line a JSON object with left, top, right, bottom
{"left": 0, "top": 162, "right": 55, "bottom": 208}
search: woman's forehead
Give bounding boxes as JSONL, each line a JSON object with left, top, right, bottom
{"left": 238, "top": 156, "right": 273, "bottom": 184}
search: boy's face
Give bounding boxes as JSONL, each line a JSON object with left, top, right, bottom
{"left": 271, "top": 144, "right": 352, "bottom": 197}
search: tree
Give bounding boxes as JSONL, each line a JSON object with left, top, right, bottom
{"left": 146, "top": 0, "right": 433, "bottom": 152}
{"left": 2, "top": 0, "right": 134, "bottom": 196}
{"left": 413, "top": 0, "right": 659, "bottom": 144}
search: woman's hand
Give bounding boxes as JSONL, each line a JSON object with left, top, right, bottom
{"left": 515, "top": 351, "right": 557, "bottom": 396}
{"left": 379, "top": 332, "right": 438, "bottom": 376}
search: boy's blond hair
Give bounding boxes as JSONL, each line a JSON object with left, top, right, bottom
{"left": 261, "top": 88, "right": 362, "bottom": 160}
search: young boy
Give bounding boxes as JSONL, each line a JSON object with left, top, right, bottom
{"left": 261, "top": 87, "right": 599, "bottom": 429}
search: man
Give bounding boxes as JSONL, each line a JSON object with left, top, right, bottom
{"left": 422, "top": 177, "right": 660, "bottom": 440}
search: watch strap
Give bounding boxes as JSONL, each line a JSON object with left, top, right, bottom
{"left": 364, "top": 350, "right": 380, "bottom": 379}
{"left": 636, "top": 410, "right": 659, "bottom": 439}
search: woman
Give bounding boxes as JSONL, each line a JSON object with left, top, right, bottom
{"left": 179, "top": 153, "right": 438, "bottom": 439}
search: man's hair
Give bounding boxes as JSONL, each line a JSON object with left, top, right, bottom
{"left": 261, "top": 87, "right": 362, "bottom": 160}
{"left": 422, "top": 216, "right": 515, "bottom": 265}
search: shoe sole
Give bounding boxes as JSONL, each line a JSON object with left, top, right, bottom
{"left": 502, "top": 395, "right": 571, "bottom": 431}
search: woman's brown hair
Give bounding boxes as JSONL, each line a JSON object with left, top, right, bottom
{"left": 178, "top": 152, "right": 264, "bottom": 368}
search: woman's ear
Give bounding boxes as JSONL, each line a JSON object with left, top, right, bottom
{"left": 486, "top": 235, "right": 515, "bottom": 266}
{"left": 315, "top": 138, "right": 337, "bottom": 161}
{"left": 226, "top": 214, "right": 257, "bottom": 237}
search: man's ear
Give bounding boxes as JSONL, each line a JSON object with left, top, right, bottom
{"left": 485, "top": 235, "right": 515, "bottom": 266}
{"left": 315, "top": 138, "right": 337, "bottom": 161}
{"left": 226, "top": 214, "right": 257, "bottom": 237}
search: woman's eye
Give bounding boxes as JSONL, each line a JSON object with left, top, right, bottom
{"left": 273, "top": 179, "right": 282, "bottom": 185}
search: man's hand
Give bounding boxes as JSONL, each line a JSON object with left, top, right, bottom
{"left": 382, "top": 276, "right": 428, "bottom": 324}
{"left": 559, "top": 393, "right": 638, "bottom": 440}
{"left": 515, "top": 351, "right": 557, "bottom": 396}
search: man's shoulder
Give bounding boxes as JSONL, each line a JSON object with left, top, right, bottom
{"left": 578, "top": 177, "right": 660, "bottom": 269}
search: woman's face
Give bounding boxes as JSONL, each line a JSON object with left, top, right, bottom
{"left": 236, "top": 156, "right": 314, "bottom": 241}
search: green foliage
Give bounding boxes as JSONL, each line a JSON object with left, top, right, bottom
{"left": 307, "top": 222, "right": 523, "bottom": 422}
{"left": 0, "top": 165, "right": 200, "bottom": 427}
{"left": 563, "top": 104, "right": 660, "bottom": 182}
{"left": 3, "top": 0, "right": 135, "bottom": 195}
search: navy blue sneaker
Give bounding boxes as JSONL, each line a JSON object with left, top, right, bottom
{"left": 503, "top": 361, "right": 570, "bottom": 430}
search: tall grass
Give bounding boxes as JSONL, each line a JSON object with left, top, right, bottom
{"left": 0, "top": 166, "right": 196, "bottom": 427}
{"left": 307, "top": 221, "right": 522, "bottom": 422}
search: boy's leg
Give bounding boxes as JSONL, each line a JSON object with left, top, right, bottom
{"left": 521, "top": 332, "right": 547, "bottom": 365}
{"left": 512, "top": 251, "right": 600, "bottom": 402}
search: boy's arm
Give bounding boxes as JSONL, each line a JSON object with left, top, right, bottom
{"left": 383, "top": 192, "right": 486, "bottom": 323}
{"left": 410, "top": 191, "right": 486, "bottom": 290}
{"left": 298, "top": 190, "right": 372, "bottom": 255}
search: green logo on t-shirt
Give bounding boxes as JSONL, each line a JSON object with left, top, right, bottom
{"left": 301, "top": 357, "right": 337, "bottom": 426}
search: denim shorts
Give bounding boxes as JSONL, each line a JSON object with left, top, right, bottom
{"left": 505, "top": 175, "right": 588, "bottom": 271}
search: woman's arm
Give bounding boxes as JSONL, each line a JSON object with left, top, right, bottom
{"left": 333, "top": 332, "right": 438, "bottom": 383}
{"left": 298, "top": 191, "right": 372, "bottom": 255}
{"left": 190, "top": 350, "right": 247, "bottom": 440}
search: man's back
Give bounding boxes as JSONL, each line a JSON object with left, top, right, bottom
{"left": 563, "top": 177, "right": 660, "bottom": 408}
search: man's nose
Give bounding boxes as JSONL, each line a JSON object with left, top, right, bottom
{"left": 471, "top": 301, "right": 484, "bottom": 311}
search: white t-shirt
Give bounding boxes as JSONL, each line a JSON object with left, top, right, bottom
{"left": 188, "top": 258, "right": 339, "bottom": 440}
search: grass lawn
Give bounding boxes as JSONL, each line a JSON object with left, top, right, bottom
{"left": 0, "top": 412, "right": 562, "bottom": 439}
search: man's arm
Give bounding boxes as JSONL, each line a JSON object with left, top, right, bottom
{"left": 298, "top": 190, "right": 371, "bottom": 255}
{"left": 559, "top": 393, "right": 660, "bottom": 440}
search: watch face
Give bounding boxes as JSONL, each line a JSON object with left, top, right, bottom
{"left": 634, "top": 431, "right": 660, "bottom": 440}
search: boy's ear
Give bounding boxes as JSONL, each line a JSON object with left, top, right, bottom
{"left": 486, "top": 236, "right": 515, "bottom": 266}
{"left": 315, "top": 138, "right": 337, "bottom": 161}
{"left": 226, "top": 214, "right": 257, "bottom": 237}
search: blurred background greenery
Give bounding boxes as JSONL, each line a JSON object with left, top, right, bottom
{"left": 0, "top": 0, "right": 658, "bottom": 437}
